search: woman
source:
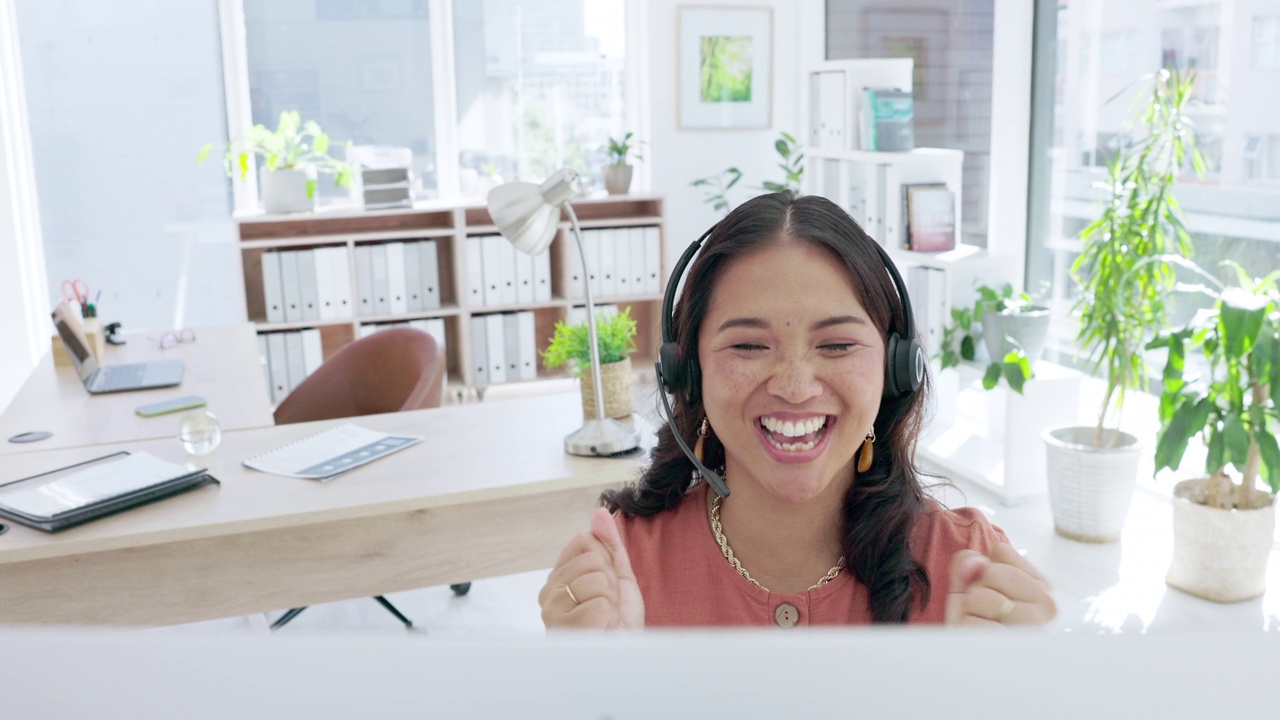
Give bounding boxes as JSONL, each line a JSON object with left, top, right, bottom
{"left": 538, "top": 192, "right": 1055, "bottom": 628}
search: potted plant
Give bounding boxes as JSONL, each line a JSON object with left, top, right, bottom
{"left": 939, "top": 282, "right": 1049, "bottom": 394}
{"left": 692, "top": 131, "right": 803, "bottom": 214}
{"left": 1149, "top": 261, "right": 1280, "bottom": 602}
{"left": 1043, "top": 68, "right": 1204, "bottom": 542}
{"left": 199, "top": 110, "right": 352, "bottom": 214}
{"left": 543, "top": 307, "right": 638, "bottom": 420}
{"left": 602, "top": 132, "right": 642, "bottom": 195}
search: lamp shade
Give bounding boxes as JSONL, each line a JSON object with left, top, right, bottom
{"left": 485, "top": 168, "right": 579, "bottom": 255}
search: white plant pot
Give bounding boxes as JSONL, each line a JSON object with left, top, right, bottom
{"left": 603, "top": 164, "right": 633, "bottom": 195}
{"left": 1043, "top": 426, "right": 1140, "bottom": 542}
{"left": 1166, "top": 478, "right": 1276, "bottom": 603}
{"left": 982, "top": 305, "right": 1051, "bottom": 364}
{"left": 261, "top": 168, "right": 315, "bottom": 214}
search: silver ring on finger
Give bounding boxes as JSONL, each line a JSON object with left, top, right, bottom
{"left": 994, "top": 597, "right": 1016, "bottom": 621}
{"left": 563, "top": 584, "right": 580, "bottom": 606}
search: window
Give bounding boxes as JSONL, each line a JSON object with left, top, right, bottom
{"left": 1026, "top": 0, "right": 1280, "bottom": 362}
{"left": 452, "top": 0, "right": 627, "bottom": 197}
{"left": 244, "top": 0, "right": 439, "bottom": 198}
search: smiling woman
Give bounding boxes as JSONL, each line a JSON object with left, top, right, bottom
{"left": 537, "top": 193, "right": 1057, "bottom": 630}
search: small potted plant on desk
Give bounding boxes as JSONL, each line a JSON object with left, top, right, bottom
{"left": 939, "top": 282, "right": 1050, "bottom": 394}
{"left": 602, "top": 132, "right": 642, "bottom": 195}
{"left": 1149, "top": 262, "right": 1279, "bottom": 602}
{"left": 1043, "top": 68, "right": 1204, "bottom": 543}
{"left": 543, "top": 307, "right": 637, "bottom": 420}
{"left": 199, "top": 110, "right": 352, "bottom": 214}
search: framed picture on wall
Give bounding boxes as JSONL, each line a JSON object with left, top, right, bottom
{"left": 677, "top": 5, "right": 773, "bottom": 129}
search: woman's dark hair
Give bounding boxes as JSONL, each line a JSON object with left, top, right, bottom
{"left": 601, "top": 191, "right": 933, "bottom": 623}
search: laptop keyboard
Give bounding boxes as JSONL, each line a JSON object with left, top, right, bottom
{"left": 98, "top": 363, "right": 147, "bottom": 390}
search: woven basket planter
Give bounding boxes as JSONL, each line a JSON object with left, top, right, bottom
{"left": 580, "top": 357, "right": 634, "bottom": 420}
{"left": 1043, "top": 426, "right": 1139, "bottom": 543}
{"left": 1166, "top": 478, "right": 1276, "bottom": 603}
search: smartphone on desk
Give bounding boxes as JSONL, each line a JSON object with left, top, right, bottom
{"left": 135, "top": 395, "right": 206, "bottom": 417}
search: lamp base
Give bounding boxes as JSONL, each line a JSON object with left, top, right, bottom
{"left": 565, "top": 417, "right": 642, "bottom": 457}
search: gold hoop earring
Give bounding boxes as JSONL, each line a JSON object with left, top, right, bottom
{"left": 857, "top": 428, "right": 876, "bottom": 473}
{"left": 693, "top": 417, "right": 710, "bottom": 464}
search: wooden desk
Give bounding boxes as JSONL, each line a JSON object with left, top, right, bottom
{"left": 0, "top": 324, "right": 274, "bottom": 457}
{"left": 0, "top": 392, "right": 650, "bottom": 625}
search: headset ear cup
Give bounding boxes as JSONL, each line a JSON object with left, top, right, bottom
{"left": 885, "top": 334, "right": 902, "bottom": 397}
{"left": 685, "top": 358, "right": 701, "bottom": 406}
{"left": 658, "top": 342, "right": 683, "bottom": 394}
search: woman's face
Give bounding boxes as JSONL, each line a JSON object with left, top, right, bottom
{"left": 698, "top": 238, "right": 886, "bottom": 506}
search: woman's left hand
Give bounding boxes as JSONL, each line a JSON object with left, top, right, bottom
{"left": 945, "top": 543, "right": 1057, "bottom": 626}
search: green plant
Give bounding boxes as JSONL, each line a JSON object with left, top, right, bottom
{"left": 1071, "top": 68, "right": 1204, "bottom": 445}
{"left": 198, "top": 111, "right": 353, "bottom": 194}
{"left": 1149, "top": 261, "right": 1280, "bottom": 509}
{"left": 604, "top": 132, "right": 643, "bottom": 166}
{"left": 692, "top": 131, "right": 803, "bottom": 214}
{"left": 939, "top": 283, "right": 1035, "bottom": 393}
{"left": 542, "top": 307, "right": 638, "bottom": 376}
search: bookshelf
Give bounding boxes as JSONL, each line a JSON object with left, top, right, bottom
{"left": 235, "top": 195, "right": 668, "bottom": 402}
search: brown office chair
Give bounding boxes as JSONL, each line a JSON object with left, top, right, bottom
{"left": 270, "top": 327, "right": 458, "bottom": 631}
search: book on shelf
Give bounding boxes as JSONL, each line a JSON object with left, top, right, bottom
{"left": 859, "top": 88, "right": 914, "bottom": 152}
{"left": 903, "top": 184, "right": 956, "bottom": 252}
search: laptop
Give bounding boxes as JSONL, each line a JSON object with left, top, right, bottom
{"left": 51, "top": 301, "right": 184, "bottom": 394}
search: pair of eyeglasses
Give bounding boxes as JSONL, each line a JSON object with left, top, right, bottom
{"left": 156, "top": 328, "right": 196, "bottom": 349}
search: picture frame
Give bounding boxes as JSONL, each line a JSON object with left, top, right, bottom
{"left": 677, "top": 5, "right": 773, "bottom": 129}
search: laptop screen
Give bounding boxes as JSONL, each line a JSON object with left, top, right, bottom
{"left": 50, "top": 300, "right": 97, "bottom": 381}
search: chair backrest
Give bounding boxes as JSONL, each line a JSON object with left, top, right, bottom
{"left": 273, "top": 327, "right": 446, "bottom": 425}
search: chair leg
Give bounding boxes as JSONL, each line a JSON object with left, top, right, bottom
{"left": 374, "top": 595, "right": 414, "bottom": 629}
{"left": 450, "top": 582, "right": 472, "bottom": 596}
{"left": 270, "top": 606, "right": 308, "bottom": 631}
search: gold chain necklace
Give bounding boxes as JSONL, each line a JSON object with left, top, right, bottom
{"left": 709, "top": 493, "right": 845, "bottom": 593}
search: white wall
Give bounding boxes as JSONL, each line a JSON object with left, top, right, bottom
{"left": 0, "top": 0, "right": 49, "bottom": 414}
{"left": 645, "top": 0, "right": 825, "bottom": 262}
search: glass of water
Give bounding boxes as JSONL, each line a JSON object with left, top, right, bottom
{"left": 179, "top": 410, "right": 222, "bottom": 455}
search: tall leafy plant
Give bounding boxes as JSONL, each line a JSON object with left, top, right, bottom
{"left": 1149, "top": 262, "right": 1280, "bottom": 509}
{"left": 1071, "top": 69, "right": 1204, "bottom": 446}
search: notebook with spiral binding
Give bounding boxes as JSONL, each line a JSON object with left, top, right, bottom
{"left": 242, "top": 423, "right": 422, "bottom": 481}
{"left": 0, "top": 451, "right": 218, "bottom": 532}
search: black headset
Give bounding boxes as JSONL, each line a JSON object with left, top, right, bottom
{"left": 653, "top": 220, "right": 925, "bottom": 498}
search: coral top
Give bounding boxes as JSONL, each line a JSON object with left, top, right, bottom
{"left": 615, "top": 482, "right": 1009, "bottom": 627}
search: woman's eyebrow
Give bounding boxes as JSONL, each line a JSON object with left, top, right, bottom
{"left": 716, "top": 315, "right": 868, "bottom": 332}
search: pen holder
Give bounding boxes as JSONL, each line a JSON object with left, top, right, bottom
{"left": 52, "top": 316, "right": 107, "bottom": 368}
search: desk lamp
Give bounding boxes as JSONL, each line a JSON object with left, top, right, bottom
{"left": 487, "top": 169, "right": 641, "bottom": 456}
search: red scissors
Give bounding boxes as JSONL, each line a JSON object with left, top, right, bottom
{"left": 61, "top": 279, "right": 89, "bottom": 313}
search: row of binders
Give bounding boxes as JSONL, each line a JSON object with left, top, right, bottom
{"left": 464, "top": 235, "right": 554, "bottom": 308}
{"left": 470, "top": 311, "right": 540, "bottom": 386}
{"left": 261, "top": 241, "right": 442, "bottom": 324}
{"left": 258, "top": 319, "right": 447, "bottom": 404}
{"left": 565, "top": 226, "right": 663, "bottom": 301}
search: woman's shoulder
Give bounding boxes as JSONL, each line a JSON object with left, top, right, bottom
{"left": 912, "top": 498, "right": 1010, "bottom": 555}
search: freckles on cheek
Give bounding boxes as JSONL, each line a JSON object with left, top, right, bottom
{"left": 705, "top": 358, "right": 756, "bottom": 402}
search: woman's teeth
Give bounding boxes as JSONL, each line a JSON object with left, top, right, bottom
{"left": 759, "top": 416, "right": 828, "bottom": 452}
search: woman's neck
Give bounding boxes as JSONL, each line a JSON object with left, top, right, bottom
{"left": 713, "top": 463, "right": 852, "bottom": 592}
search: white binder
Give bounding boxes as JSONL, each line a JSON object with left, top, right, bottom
{"left": 465, "top": 237, "right": 485, "bottom": 307}
{"left": 644, "top": 226, "right": 663, "bottom": 295}
{"left": 584, "top": 229, "right": 601, "bottom": 299}
{"left": 566, "top": 231, "right": 586, "bottom": 301}
{"left": 386, "top": 242, "right": 408, "bottom": 314}
{"left": 613, "top": 228, "right": 631, "bottom": 297}
{"left": 261, "top": 251, "right": 285, "bottom": 323}
{"left": 314, "top": 248, "right": 336, "bottom": 321}
{"left": 517, "top": 311, "right": 538, "bottom": 381}
{"left": 481, "top": 234, "right": 505, "bottom": 307}
{"left": 404, "top": 242, "right": 423, "bottom": 312}
{"left": 630, "top": 226, "right": 648, "bottom": 295}
{"left": 503, "top": 313, "right": 522, "bottom": 382}
{"left": 280, "top": 251, "right": 303, "bottom": 322}
{"left": 371, "top": 243, "right": 391, "bottom": 316}
{"left": 470, "top": 315, "right": 489, "bottom": 386}
{"left": 534, "top": 251, "right": 552, "bottom": 302}
{"left": 330, "top": 246, "right": 354, "bottom": 318}
{"left": 498, "top": 241, "right": 518, "bottom": 305}
{"left": 300, "top": 328, "right": 324, "bottom": 378}
{"left": 354, "top": 245, "right": 375, "bottom": 317}
{"left": 266, "top": 332, "right": 290, "bottom": 404}
{"left": 358, "top": 324, "right": 377, "bottom": 339}
{"left": 514, "top": 248, "right": 535, "bottom": 303}
{"left": 297, "top": 250, "right": 320, "bottom": 322}
{"left": 599, "top": 228, "right": 617, "bottom": 298}
{"left": 485, "top": 313, "right": 507, "bottom": 384}
{"left": 257, "top": 333, "right": 270, "bottom": 397}
{"left": 283, "top": 331, "right": 307, "bottom": 392}
{"left": 420, "top": 239, "right": 441, "bottom": 310}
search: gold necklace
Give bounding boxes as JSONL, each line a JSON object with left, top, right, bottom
{"left": 709, "top": 493, "right": 845, "bottom": 593}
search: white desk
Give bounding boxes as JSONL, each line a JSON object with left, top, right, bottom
{"left": 0, "top": 324, "right": 274, "bottom": 456}
{"left": 0, "top": 392, "right": 649, "bottom": 625}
